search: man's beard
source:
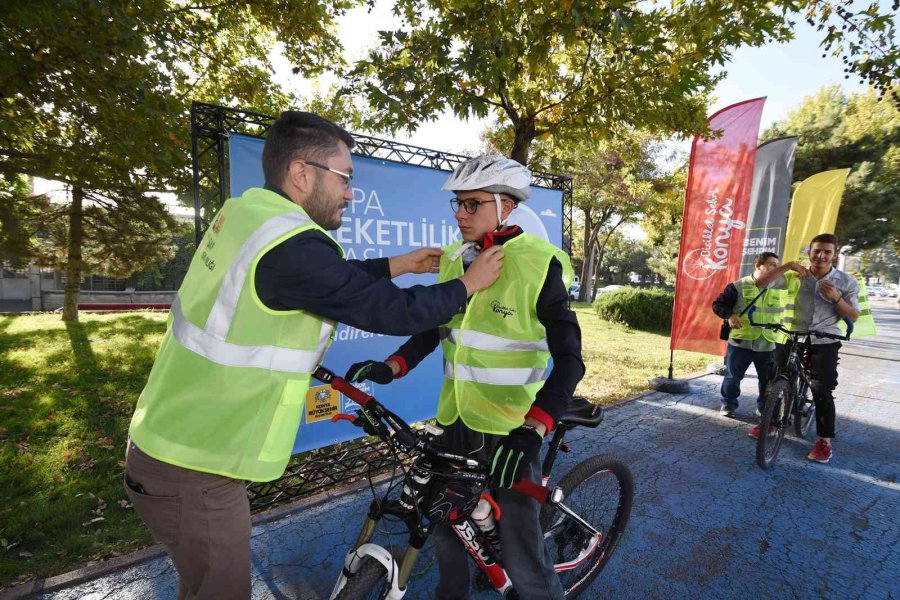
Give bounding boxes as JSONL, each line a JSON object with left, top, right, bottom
{"left": 303, "top": 178, "right": 343, "bottom": 230}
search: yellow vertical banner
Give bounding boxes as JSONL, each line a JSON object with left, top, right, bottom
{"left": 782, "top": 168, "right": 851, "bottom": 263}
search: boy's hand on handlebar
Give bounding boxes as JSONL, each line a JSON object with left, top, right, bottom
{"left": 490, "top": 425, "right": 543, "bottom": 489}
{"left": 345, "top": 360, "right": 394, "bottom": 384}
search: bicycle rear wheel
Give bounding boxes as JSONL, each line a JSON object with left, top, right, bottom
{"left": 756, "top": 378, "right": 791, "bottom": 469}
{"left": 792, "top": 378, "right": 815, "bottom": 439}
{"left": 539, "top": 455, "right": 634, "bottom": 598}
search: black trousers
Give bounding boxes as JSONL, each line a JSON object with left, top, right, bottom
{"left": 775, "top": 342, "right": 841, "bottom": 438}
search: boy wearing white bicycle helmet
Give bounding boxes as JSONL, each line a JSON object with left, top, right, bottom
{"left": 347, "top": 155, "right": 585, "bottom": 600}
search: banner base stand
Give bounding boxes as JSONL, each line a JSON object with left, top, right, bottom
{"left": 707, "top": 363, "right": 726, "bottom": 376}
{"left": 649, "top": 376, "right": 691, "bottom": 394}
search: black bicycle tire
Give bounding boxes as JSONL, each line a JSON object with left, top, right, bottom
{"left": 333, "top": 556, "right": 391, "bottom": 600}
{"left": 792, "top": 379, "right": 815, "bottom": 438}
{"left": 538, "top": 455, "right": 634, "bottom": 598}
{"left": 757, "top": 378, "right": 791, "bottom": 469}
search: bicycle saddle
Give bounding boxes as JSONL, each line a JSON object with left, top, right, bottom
{"left": 559, "top": 396, "right": 604, "bottom": 428}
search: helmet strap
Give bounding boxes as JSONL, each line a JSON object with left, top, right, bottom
{"left": 494, "top": 193, "right": 505, "bottom": 231}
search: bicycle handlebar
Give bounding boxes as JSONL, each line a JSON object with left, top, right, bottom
{"left": 748, "top": 318, "right": 851, "bottom": 341}
{"left": 312, "top": 364, "right": 550, "bottom": 503}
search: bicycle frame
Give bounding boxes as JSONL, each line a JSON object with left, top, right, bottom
{"left": 314, "top": 365, "right": 607, "bottom": 599}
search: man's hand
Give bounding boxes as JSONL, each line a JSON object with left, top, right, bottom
{"left": 728, "top": 315, "right": 743, "bottom": 329}
{"left": 345, "top": 360, "right": 395, "bottom": 384}
{"left": 490, "top": 425, "right": 543, "bottom": 489}
{"left": 788, "top": 261, "right": 810, "bottom": 278}
{"left": 818, "top": 280, "right": 842, "bottom": 303}
{"left": 389, "top": 248, "right": 443, "bottom": 278}
{"left": 459, "top": 246, "right": 503, "bottom": 296}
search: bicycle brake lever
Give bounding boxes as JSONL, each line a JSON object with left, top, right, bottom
{"left": 330, "top": 413, "right": 358, "bottom": 426}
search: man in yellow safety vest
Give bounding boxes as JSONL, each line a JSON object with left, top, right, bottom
{"left": 124, "top": 112, "right": 505, "bottom": 599}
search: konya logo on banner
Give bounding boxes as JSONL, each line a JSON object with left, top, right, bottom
{"left": 681, "top": 189, "right": 746, "bottom": 281}
{"left": 305, "top": 386, "right": 341, "bottom": 424}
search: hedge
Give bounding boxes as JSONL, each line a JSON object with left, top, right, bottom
{"left": 593, "top": 287, "right": 674, "bottom": 332}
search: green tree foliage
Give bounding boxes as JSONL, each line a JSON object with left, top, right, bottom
{"left": 861, "top": 245, "right": 900, "bottom": 282}
{"left": 763, "top": 85, "right": 899, "bottom": 252}
{"left": 595, "top": 233, "right": 662, "bottom": 286}
{"left": 1, "top": 0, "right": 357, "bottom": 320}
{"left": 349, "top": 0, "right": 897, "bottom": 164}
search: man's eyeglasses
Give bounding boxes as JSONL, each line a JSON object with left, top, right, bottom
{"left": 306, "top": 161, "right": 353, "bottom": 189}
{"left": 450, "top": 197, "right": 498, "bottom": 214}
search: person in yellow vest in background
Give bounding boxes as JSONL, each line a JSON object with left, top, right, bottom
{"left": 711, "top": 252, "right": 783, "bottom": 424}
{"left": 123, "top": 112, "right": 506, "bottom": 599}
{"left": 754, "top": 233, "right": 861, "bottom": 464}
{"left": 346, "top": 155, "right": 585, "bottom": 600}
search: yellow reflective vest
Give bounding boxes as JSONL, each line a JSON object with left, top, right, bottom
{"left": 436, "top": 234, "right": 573, "bottom": 435}
{"left": 838, "top": 273, "right": 877, "bottom": 338}
{"left": 729, "top": 276, "right": 783, "bottom": 343}
{"left": 129, "top": 188, "right": 342, "bottom": 482}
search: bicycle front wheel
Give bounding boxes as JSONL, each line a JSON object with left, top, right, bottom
{"left": 539, "top": 455, "right": 634, "bottom": 598}
{"left": 756, "top": 378, "right": 791, "bottom": 469}
{"left": 333, "top": 556, "right": 390, "bottom": 600}
{"left": 792, "top": 378, "right": 815, "bottom": 439}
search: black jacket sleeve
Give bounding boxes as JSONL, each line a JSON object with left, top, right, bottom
{"left": 531, "top": 258, "right": 585, "bottom": 425}
{"left": 254, "top": 230, "right": 467, "bottom": 336}
{"left": 711, "top": 283, "right": 738, "bottom": 319}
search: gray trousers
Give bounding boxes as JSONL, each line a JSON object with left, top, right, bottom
{"left": 124, "top": 441, "right": 251, "bottom": 599}
{"left": 433, "top": 420, "right": 564, "bottom": 600}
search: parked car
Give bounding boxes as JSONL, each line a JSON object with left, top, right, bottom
{"left": 868, "top": 286, "right": 887, "bottom": 297}
{"left": 568, "top": 282, "right": 581, "bottom": 301}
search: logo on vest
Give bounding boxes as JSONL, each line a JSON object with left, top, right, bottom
{"left": 490, "top": 300, "right": 516, "bottom": 319}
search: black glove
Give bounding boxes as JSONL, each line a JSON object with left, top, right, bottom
{"left": 345, "top": 360, "right": 394, "bottom": 384}
{"left": 490, "top": 425, "right": 543, "bottom": 488}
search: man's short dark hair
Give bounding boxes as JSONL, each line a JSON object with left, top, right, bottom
{"left": 810, "top": 233, "right": 838, "bottom": 249}
{"left": 754, "top": 251, "right": 779, "bottom": 267}
{"left": 262, "top": 111, "right": 355, "bottom": 187}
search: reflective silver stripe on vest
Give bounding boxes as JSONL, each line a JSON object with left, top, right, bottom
{"left": 171, "top": 296, "right": 323, "bottom": 373}
{"left": 206, "top": 212, "right": 313, "bottom": 338}
{"left": 443, "top": 361, "right": 547, "bottom": 385}
{"left": 439, "top": 327, "right": 549, "bottom": 353}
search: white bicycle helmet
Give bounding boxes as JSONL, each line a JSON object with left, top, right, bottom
{"left": 441, "top": 155, "right": 532, "bottom": 202}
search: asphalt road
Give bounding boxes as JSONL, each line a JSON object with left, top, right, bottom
{"left": 12, "top": 299, "right": 899, "bottom": 600}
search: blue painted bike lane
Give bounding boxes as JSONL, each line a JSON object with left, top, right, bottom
{"left": 13, "top": 302, "right": 899, "bottom": 599}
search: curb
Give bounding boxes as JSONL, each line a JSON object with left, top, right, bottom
{"left": 1, "top": 372, "right": 713, "bottom": 599}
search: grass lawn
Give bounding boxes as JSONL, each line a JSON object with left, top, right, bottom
{"left": 0, "top": 308, "right": 710, "bottom": 588}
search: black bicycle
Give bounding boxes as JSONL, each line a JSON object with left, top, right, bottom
{"left": 312, "top": 366, "right": 633, "bottom": 600}
{"left": 751, "top": 322, "right": 850, "bottom": 469}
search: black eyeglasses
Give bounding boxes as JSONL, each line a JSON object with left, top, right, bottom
{"left": 306, "top": 161, "right": 353, "bottom": 189}
{"left": 450, "top": 197, "right": 499, "bottom": 214}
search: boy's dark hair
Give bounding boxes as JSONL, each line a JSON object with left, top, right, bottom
{"left": 754, "top": 251, "right": 779, "bottom": 267}
{"left": 262, "top": 111, "right": 355, "bottom": 187}
{"left": 810, "top": 233, "right": 839, "bottom": 249}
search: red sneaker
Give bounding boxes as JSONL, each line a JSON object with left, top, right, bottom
{"left": 748, "top": 424, "right": 775, "bottom": 439}
{"left": 807, "top": 439, "right": 833, "bottom": 463}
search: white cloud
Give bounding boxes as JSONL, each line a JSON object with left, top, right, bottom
{"left": 540, "top": 209, "right": 558, "bottom": 217}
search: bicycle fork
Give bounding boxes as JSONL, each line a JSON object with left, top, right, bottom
{"left": 329, "top": 514, "right": 423, "bottom": 600}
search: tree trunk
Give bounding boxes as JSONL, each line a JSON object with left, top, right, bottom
{"left": 62, "top": 186, "right": 84, "bottom": 322}
{"left": 509, "top": 119, "right": 536, "bottom": 166}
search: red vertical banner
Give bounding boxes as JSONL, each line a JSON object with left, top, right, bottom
{"left": 671, "top": 98, "right": 766, "bottom": 356}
